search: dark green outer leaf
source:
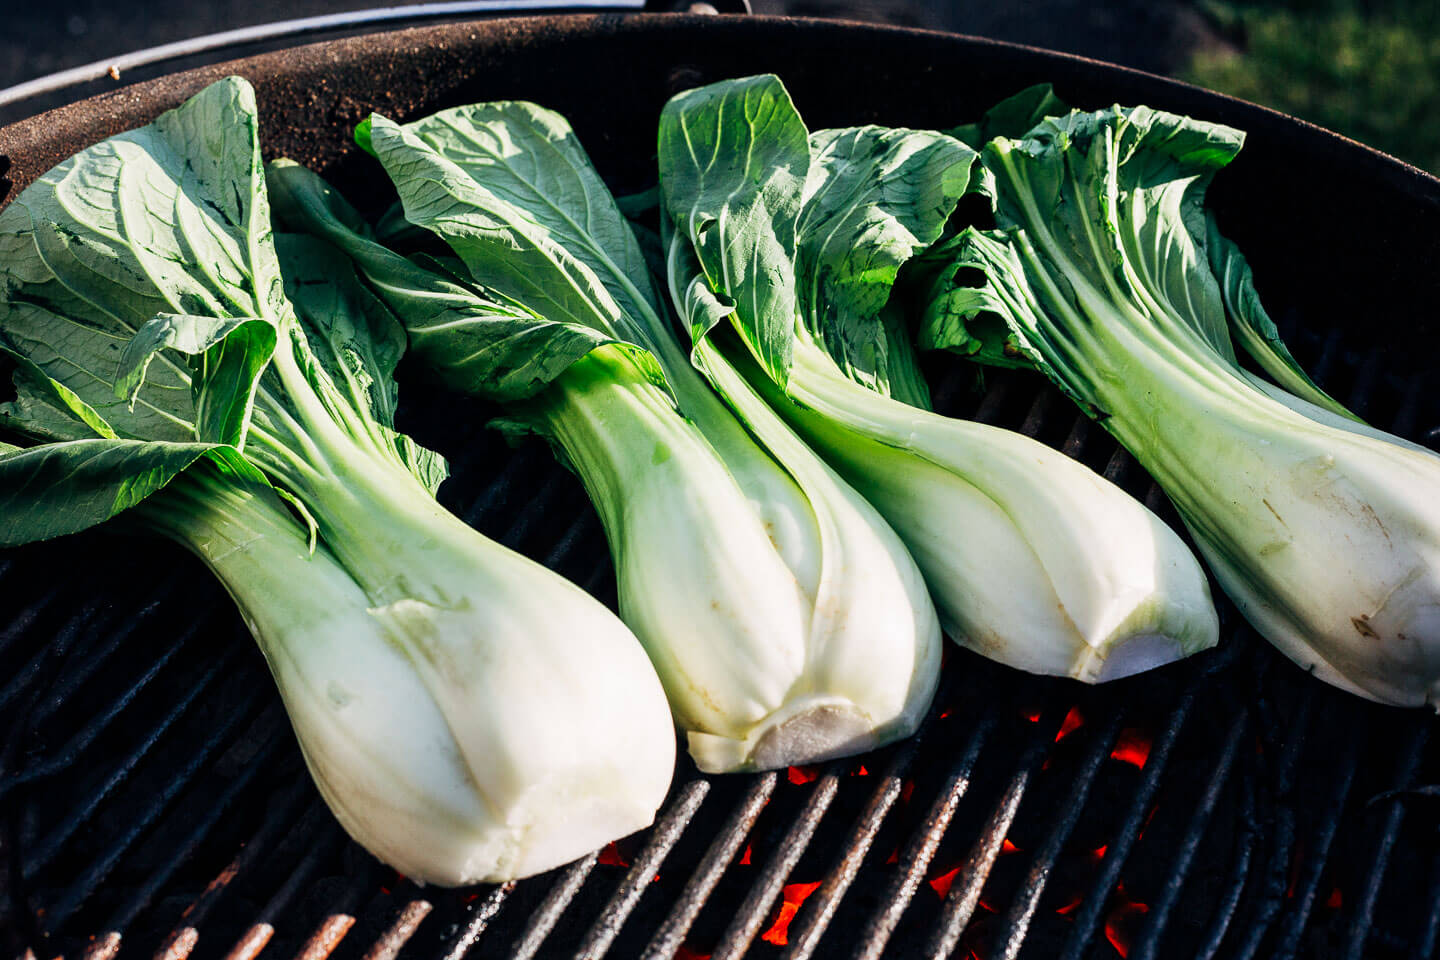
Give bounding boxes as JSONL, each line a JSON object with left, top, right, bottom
{"left": 986, "top": 105, "right": 1246, "bottom": 361}
{"left": 948, "top": 83, "right": 1071, "bottom": 150}
{"left": 1205, "top": 213, "right": 1359, "bottom": 421}
{"left": 795, "top": 125, "right": 974, "bottom": 397}
{"left": 365, "top": 112, "right": 633, "bottom": 346}
{"left": 0, "top": 438, "right": 262, "bottom": 546}
{"left": 267, "top": 158, "right": 620, "bottom": 403}
{"left": 273, "top": 231, "right": 451, "bottom": 493}
{"left": 115, "top": 313, "right": 276, "bottom": 448}
{"left": 921, "top": 226, "right": 1109, "bottom": 418}
{"left": 657, "top": 74, "right": 810, "bottom": 384}
{"left": 399, "top": 101, "right": 664, "bottom": 326}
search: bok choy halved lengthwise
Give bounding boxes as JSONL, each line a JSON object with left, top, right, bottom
{"left": 656, "top": 75, "right": 1219, "bottom": 682}
{"left": 267, "top": 101, "right": 941, "bottom": 773}
{"left": 0, "top": 77, "right": 677, "bottom": 884}
{"left": 917, "top": 103, "right": 1440, "bottom": 707}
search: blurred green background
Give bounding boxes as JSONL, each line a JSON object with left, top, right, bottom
{"left": 1186, "top": 0, "right": 1440, "bottom": 173}
{"left": 4, "top": 0, "right": 1437, "bottom": 172}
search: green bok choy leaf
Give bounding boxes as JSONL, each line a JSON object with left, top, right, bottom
{"left": 658, "top": 75, "right": 1219, "bottom": 682}
{"left": 919, "top": 103, "right": 1440, "bottom": 707}
{"left": 269, "top": 99, "right": 941, "bottom": 773}
{"left": 0, "top": 77, "right": 675, "bottom": 884}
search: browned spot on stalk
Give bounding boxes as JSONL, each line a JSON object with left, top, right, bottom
{"left": 1352, "top": 615, "right": 1380, "bottom": 639}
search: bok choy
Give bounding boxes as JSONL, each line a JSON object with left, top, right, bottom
{"left": 918, "top": 103, "right": 1440, "bottom": 707}
{"left": 0, "top": 77, "right": 676, "bottom": 884}
{"left": 657, "top": 75, "right": 1219, "bottom": 682}
{"left": 267, "top": 100, "right": 941, "bottom": 773}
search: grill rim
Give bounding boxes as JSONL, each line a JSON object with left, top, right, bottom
{"left": 2, "top": 12, "right": 1440, "bottom": 960}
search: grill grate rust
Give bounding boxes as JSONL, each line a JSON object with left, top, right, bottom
{"left": 3, "top": 15, "right": 1440, "bottom": 960}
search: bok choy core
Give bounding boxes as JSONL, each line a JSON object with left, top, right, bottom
{"left": 0, "top": 77, "right": 676, "bottom": 884}
{"left": 919, "top": 103, "right": 1440, "bottom": 707}
{"left": 656, "top": 75, "right": 1219, "bottom": 682}
{"left": 267, "top": 99, "right": 941, "bottom": 773}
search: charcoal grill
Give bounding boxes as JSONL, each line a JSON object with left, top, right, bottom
{"left": 3, "top": 13, "right": 1440, "bottom": 960}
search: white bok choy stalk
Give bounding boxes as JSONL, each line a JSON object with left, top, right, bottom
{"left": 656, "top": 75, "right": 1219, "bottom": 682}
{"left": 917, "top": 102, "right": 1440, "bottom": 707}
{"left": 267, "top": 105, "right": 941, "bottom": 774}
{"left": 0, "top": 77, "right": 675, "bottom": 885}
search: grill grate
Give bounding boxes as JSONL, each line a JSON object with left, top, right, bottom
{"left": 4, "top": 20, "right": 1440, "bottom": 960}
{"left": 5, "top": 308, "right": 1440, "bottom": 960}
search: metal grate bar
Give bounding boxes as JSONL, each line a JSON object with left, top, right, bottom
{"left": 0, "top": 620, "right": 196, "bottom": 795}
{"left": 153, "top": 775, "right": 315, "bottom": 960}
{"left": 33, "top": 700, "right": 280, "bottom": 934}
{"left": 510, "top": 852, "right": 599, "bottom": 960}
{"left": 1412, "top": 849, "right": 1440, "bottom": 960}
{"left": 1342, "top": 719, "right": 1431, "bottom": 960}
{"left": 0, "top": 582, "right": 64, "bottom": 660}
{"left": 1194, "top": 822, "right": 1257, "bottom": 960}
{"left": 712, "top": 761, "right": 844, "bottom": 960}
{"left": 576, "top": 779, "right": 710, "bottom": 960}
{"left": 21, "top": 647, "right": 251, "bottom": 876}
{"left": 1130, "top": 710, "right": 1248, "bottom": 960}
{"left": 852, "top": 712, "right": 997, "bottom": 960}
{"left": 1056, "top": 674, "right": 1204, "bottom": 960}
{"left": 990, "top": 708, "right": 1127, "bottom": 960}
{"left": 294, "top": 914, "right": 356, "bottom": 960}
{"left": 642, "top": 774, "right": 777, "bottom": 960}
{"left": 27, "top": 583, "right": 180, "bottom": 724}
{"left": 968, "top": 376, "right": 1014, "bottom": 425}
{"left": 460, "top": 452, "right": 539, "bottom": 528}
{"left": 492, "top": 469, "right": 571, "bottom": 551}
{"left": 440, "top": 882, "right": 515, "bottom": 960}
{"left": 925, "top": 711, "right": 1062, "bottom": 960}
{"left": 99, "top": 734, "right": 287, "bottom": 936}
{"left": 360, "top": 899, "right": 433, "bottom": 960}
{"left": 0, "top": 599, "right": 88, "bottom": 712}
{"left": 784, "top": 737, "right": 924, "bottom": 960}
{"left": 1227, "top": 688, "right": 1318, "bottom": 960}
{"left": 1271, "top": 722, "right": 1363, "bottom": 960}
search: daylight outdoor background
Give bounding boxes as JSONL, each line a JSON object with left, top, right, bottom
{"left": 2, "top": 0, "right": 1436, "bottom": 172}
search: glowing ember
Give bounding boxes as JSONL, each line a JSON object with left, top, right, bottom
{"left": 977, "top": 898, "right": 997, "bottom": 914}
{"left": 739, "top": 844, "right": 752, "bottom": 866}
{"left": 1138, "top": 806, "right": 1158, "bottom": 841}
{"left": 1056, "top": 706, "right": 1085, "bottom": 742}
{"left": 1104, "top": 891, "right": 1150, "bottom": 958}
{"left": 674, "top": 945, "right": 711, "bottom": 960}
{"left": 1056, "top": 894, "right": 1084, "bottom": 916}
{"left": 787, "top": 765, "right": 821, "bottom": 785}
{"left": 1024, "top": 709, "right": 1043, "bottom": 723}
{"left": 885, "top": 847, "right": 900, "bottom": 865}
{"left": 1001, "top": 839, "right": 1021, "bottom": 855}
{"left": 939, "top": 709, "right": 952, "bottom": 719}
{"left": 1326, "top": 887, "right": 1343, "bottom": 910}
{"left": 929, "top": 866, "right": 962, "bottom": 898}
{"left": 598, "top": 842, "right": 629, "bottom": 867}
{"left": 853, "top": 764, "right": 870, "bottom": 777}
{"left": 1091, "top": 844, "right": 1108, "bottom": 859}
{"left": 1110, "top": 729, "right": 1153, "bottom": 768}
{"left": 760, "top": 881, "right": 823, "bottom": 946}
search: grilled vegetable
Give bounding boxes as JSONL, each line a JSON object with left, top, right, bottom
{"left": 919, "top": 102, "right": 1440, "bottom": 707}
{"left": 267, "top": 100, "right": 940, "bottom": 774}
{"left": 657, "top": 74, "right": 1219, "bottom": 682}
{"left": 0, "top": 77, "right": 676, "bottom": 884}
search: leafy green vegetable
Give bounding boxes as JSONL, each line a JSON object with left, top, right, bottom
{"left": 0, "top": 77, "right": 676, "bottom": 883}
{"left": 923, "top": 102, "right": 1440, "bottom": 707}
{"left": 659, "top": 74, "right": 1219, "bottom": 682}
{"left": 272, "top": 98, "right": 942, "bottom": 773}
